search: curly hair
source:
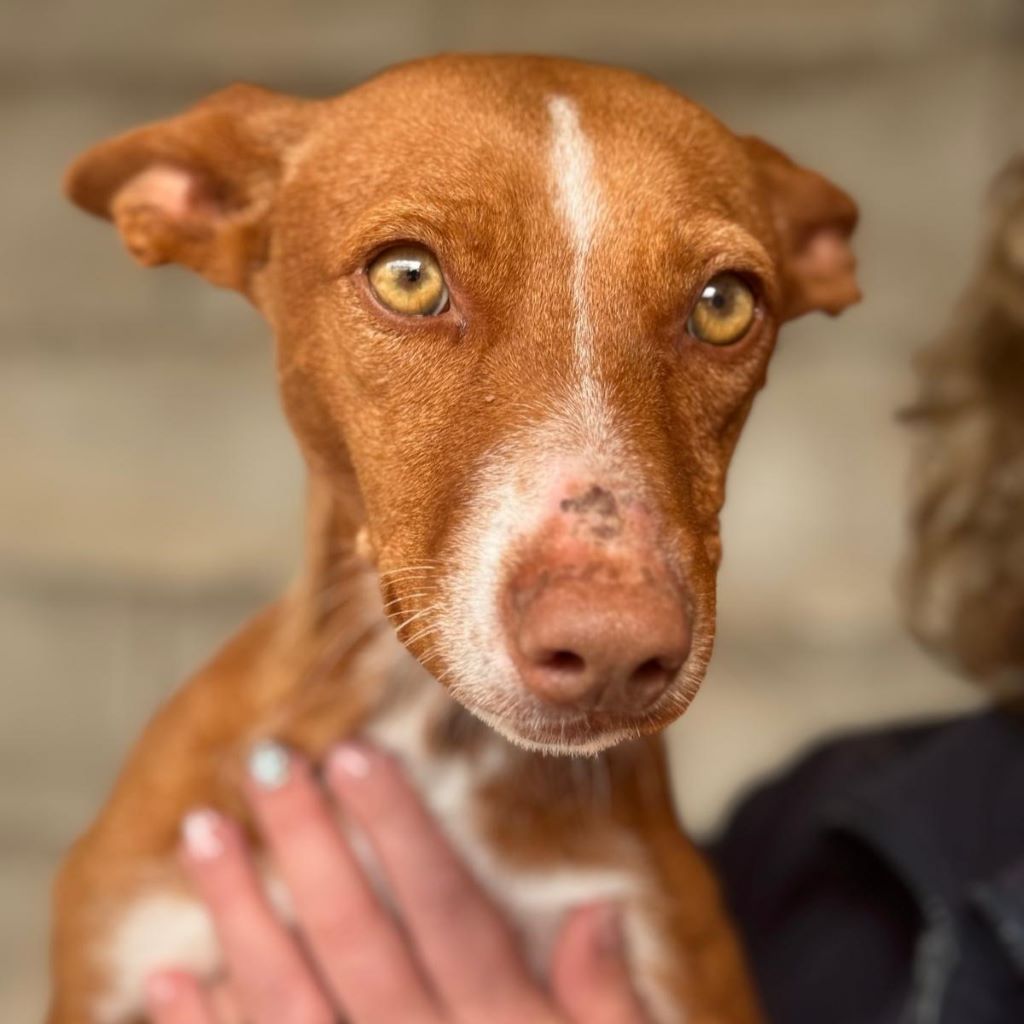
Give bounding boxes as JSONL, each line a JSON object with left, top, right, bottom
{"left": 902, "top": 156, "right": 1024, "bottom": 690}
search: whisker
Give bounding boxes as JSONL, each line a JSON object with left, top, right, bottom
{"left": 432, "top": 665, "right": 455, "bottom": 686}
{"left": 381, "top": 590, "right": 434, "bottom": 612}
{"left": 377, "top": 563, "right": 441, "bottom": 581}
{"left": 390, "top": 606, "right": 435, "bottom": 635}
{"left": 403, "top": 623, "right": 439, "bottom": 647}
{"left": 376, "top": 573, "right": 438, "bottom": 587}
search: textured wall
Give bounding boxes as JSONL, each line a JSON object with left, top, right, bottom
{"left": 3, "top": 0, "right": 1022, "bottom": 1016}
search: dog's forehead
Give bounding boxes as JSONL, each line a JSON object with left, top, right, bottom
{"left": 294, "top": 56, "right": 764, "bottom": 248}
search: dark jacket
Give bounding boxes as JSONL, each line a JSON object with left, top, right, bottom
{"left": 711, "top": 709, "right": 1024, "bottom": 1024}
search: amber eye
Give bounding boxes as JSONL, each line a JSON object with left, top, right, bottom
{"left": 367, "top": 245, "right": 449, "bottom": 316}
{"left": 687, "top": 272, "right": 757, "bottom": 345}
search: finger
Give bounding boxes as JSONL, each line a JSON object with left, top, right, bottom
{"left": 207, "top": 979, "right": 247, "bottom": 1024}
{"left": 551, "top": 904, "right": 649, "bottom": 1024}
{"left": 326, "top": 741, "right": 553, "bottom": 1022}
{"left": 180, "top": 808, "right": 334, "bottom": 1024}
{"left": 145, "top": 972, "right": 217, "bottom": 1024}
{"left": 244, "top": 740, "right": 437, "bottom": 1024}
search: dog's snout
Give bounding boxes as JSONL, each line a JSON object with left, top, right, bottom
{"left": 504, "top": 481, "right": 690, "bottom": 714}
{"left": 511, "top": 574, "right": 690, "bottom": 712}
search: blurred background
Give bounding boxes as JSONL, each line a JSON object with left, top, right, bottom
{"left": 3, "top": 0, "right": 1022, "bottom": 1016}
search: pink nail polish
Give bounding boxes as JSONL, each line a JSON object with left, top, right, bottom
{"left": 181, "top": 808, "right": 225, "bottom": 860}
{"left": 328, "top": 742, "right": 372, "bottom": 780}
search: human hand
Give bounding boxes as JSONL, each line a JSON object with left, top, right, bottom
{"left": 144, "top": 740, "right": 651, "bottom": 1024}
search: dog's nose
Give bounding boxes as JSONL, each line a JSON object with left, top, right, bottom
{"left": 508, "top": 571, "right": 691, "bottom": 713}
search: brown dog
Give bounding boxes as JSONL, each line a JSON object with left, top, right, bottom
{"left": 50, "top": 54, "right": 859, "bottom": 1023}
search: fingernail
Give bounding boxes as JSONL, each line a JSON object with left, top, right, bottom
{"left": 595, "top": 905, "right": 623, "bottom": 957}
{"left": 248, "top": 738, "right": 292, "bottom": 790}
{"left": 145, "top": 972, "right": 181, "bottom": 1006}
{"left": 182, "top": 808, "right": 226, "bottom": 861}
{"left": 327, "top": 741, "right": 373, "bottom": 780}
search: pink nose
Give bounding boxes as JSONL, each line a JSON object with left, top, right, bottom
{"left": 508, "top": 569, "right": 691, "bottom": 713}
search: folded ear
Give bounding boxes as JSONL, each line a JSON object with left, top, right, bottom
{"left": 64, "top": 83, "right": 313, "bottom": 293}
{"left": 742, "top": 136, "right": 860, "bottom": 320}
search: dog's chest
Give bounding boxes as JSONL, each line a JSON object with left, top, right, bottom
{"left": 363, "top": 691, "right": 648, "bottom": 970}
{"left": 96, "top": 694, "right": 671, "bottom": 1023}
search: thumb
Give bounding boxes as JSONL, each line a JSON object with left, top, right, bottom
{"left": 550, "top": 903, "right": 650, "bottom": 1024}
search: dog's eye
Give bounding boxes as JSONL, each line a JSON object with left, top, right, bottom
{"left": 687, "top": 273, "right": 756, "bottom": 345}
{"left": 367, "top": 245, "right": 449, "bottom": 317}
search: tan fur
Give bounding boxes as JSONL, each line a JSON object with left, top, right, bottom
{"left": 51, "top": 55, "right": 860, "bottom": 1023}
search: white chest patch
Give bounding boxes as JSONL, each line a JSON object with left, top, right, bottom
{"left": 96, "top": 688, "right": 679, "bottom": 1023}
{"left": 365, "top": 688, "right": 647, "bottom": 973}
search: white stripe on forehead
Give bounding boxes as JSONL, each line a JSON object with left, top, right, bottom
{"left": 547, "top": 95, "right": 600, "bottom": 283}
{"left": 546, "top": 94, "right": 606, "bottom": 432}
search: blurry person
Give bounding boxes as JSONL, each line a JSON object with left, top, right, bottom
{"left": 712, "top": 157, "right": 1024, "bottom": 1024}
{"left": 904, "top": 156, "right": 1024, "bottom": 685}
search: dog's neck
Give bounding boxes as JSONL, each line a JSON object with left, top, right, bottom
{"left": 242, "top": 471, "right": 397, "bottom": 745}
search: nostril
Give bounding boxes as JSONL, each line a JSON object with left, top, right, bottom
{"left": 541, "top": 650, "right": 587, "bottom": 675}
{"left": 626, "top": 656, "right": 679, "bottom": 705}
{"left": 519, "top": 647, "right": 596, "bottom": 706}
{"left": 631, "top": 657, "right": 671, "bottom": 686}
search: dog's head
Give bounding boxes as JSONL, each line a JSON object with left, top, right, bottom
{"left": 67, "top": 56, "right": 859, "bottom": 753}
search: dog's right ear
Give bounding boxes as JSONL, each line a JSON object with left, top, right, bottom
{"left": 64, "top": 84, "right": 313, "bottom": 294}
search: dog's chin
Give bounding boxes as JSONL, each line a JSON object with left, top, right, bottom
{"left": 455, "top": 694, "right": 687, "bottom": 757}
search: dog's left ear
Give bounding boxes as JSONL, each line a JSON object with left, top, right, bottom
{"left": 64, "top": 83, "right": 314, "bottom": 294}
{"left": 742, "top": 137, "right": 860, "bottom": 320}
